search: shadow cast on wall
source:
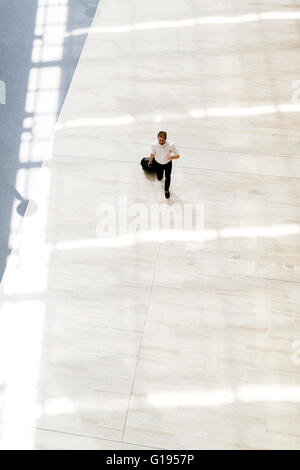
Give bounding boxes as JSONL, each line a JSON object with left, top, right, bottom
{"left": 0, "top": 0, "right": 100, "bottom": 283}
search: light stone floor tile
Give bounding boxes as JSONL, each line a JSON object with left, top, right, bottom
{"left": 0, "top": 424, "right": 157, "bottom": 450}
{"left": 1, "top": 0, "right": 300, "bottom": 450}
{"left": 32, "top": 429, "right": 157, "bottom": 450}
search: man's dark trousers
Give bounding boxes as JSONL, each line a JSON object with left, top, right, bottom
{"left": 153, "top": 159, "right": 172, "bottom": 192}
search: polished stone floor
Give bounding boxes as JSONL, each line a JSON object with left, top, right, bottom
{"left": 1, "top": 0, "right": 300, "bottom": 450}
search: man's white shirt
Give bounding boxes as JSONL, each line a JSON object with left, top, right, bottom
{"left": 151, "top": 140, "right": 179, "bottom": 165}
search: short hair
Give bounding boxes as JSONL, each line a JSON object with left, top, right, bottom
{"left": 158, "top": 131, "right": 167, "bottom": 139}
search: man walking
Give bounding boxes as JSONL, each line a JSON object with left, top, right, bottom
{"left": 148, "top": 131, "right": 180, "bottom": 199}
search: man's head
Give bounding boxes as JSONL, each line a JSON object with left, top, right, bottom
{"left": 157, "top": 130, "right": 167, "bottom": 145}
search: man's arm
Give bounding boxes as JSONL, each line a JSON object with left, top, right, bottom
{"left": 148, "top": 153, "right": 155, "bottom": 166}
{"left": 168, "top": 143, "right": 180, "bottom": 160}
